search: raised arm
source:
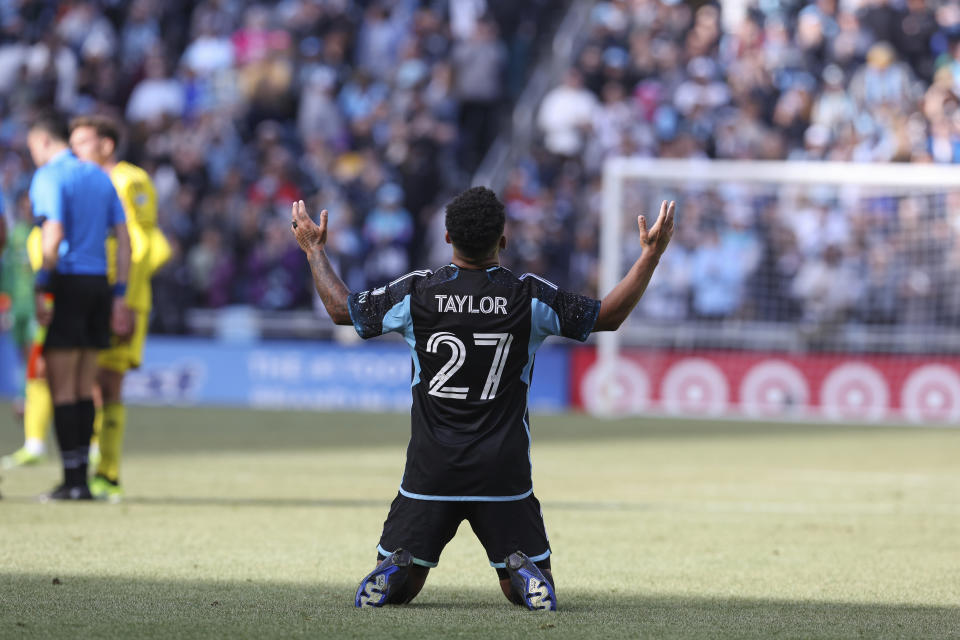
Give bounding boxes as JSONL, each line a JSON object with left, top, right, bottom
{"left": 593, "top": 200, "right": 675, "bottom": 332}
{"left": 291, "top": 200, "right": 353, "bottom": 326}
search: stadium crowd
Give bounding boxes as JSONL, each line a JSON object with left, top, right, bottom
{"left": 514, "top": 0, "right": 960, "bottom": 330}
{"left": 0, "top": 0, "right": 556, "bottom": 332}
{"left": 1, "top": 0, "right": 959, "bottom": 333}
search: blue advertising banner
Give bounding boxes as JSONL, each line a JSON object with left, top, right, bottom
{"left": 122, "top": 337, "right": 570, "bottom": 411}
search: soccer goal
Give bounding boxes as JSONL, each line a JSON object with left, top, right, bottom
{"left": 586, "top": 158, "right": 960, "bottom": 425}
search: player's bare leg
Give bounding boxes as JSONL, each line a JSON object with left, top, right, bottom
{"left": 45, "top": 349, "right": 80, "bottom": 406}
{"left": 77, "top": 350, "right": 99, "bottom": 398}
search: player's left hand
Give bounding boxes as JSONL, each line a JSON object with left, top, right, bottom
{"left": 291, "top": 200, "right": 327, "bottom": 253}
{"left": 638, "top": 200, "right": 676, "bottom": 258}
{"left": 111, "top": 298, "right": 134, "bottom": 342}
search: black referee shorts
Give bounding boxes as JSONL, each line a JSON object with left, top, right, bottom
{"left": 377, "top": 492, "right": 551, "bottom": 570}
{"left": 44, "top": 274, "right": 112, "bottom": 350}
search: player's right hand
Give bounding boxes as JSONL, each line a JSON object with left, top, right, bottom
{"left": 638, "top": 200, "right": 675, "bottom": 258}
{"left": 111, "top": 298, "right": 134, "bottom": 341}
{"left": 34, "top": 292, "right": 53, "bottom": 327}
{"left": 291, "top": 200, "right": 327, "bottom": 253}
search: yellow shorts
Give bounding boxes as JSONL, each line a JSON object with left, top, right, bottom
{"left": 98, "top": 310, "right": 150, "bottom": 373}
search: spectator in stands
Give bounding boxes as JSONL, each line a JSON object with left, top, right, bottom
{"left": 245, "top": 219, "right": 306, "bottom": 310}
{"left": 690, "top": 226, "right": 747, "bottom": 321}
{"left": 856, "top": 244, "right": 901, "bottom": 324}
{"left": 791, "top": 244, "right": 859, "bottom": 341}
{"left": 751, "top": 219, "right": 802, "bottom": 322}
{"left": 362, "top": 182, "right": 414, "bottom": 284}
{"left": 537, "top": 69, "right": 598, "bottom": 159}
{"left": 452, "top": 17, "right": 506, "bottom": 173}
{"left": 187, "top": 227, "right": 232, "bottom": 308}
{"left": 120, "top": 0, "right": 161, "bottom": 74}
{"left": 897, "top": 0, "right": 938, "bottom": 82}
{"left": 896, "top": 196, "right": 945, "bottom": 325}
{"left": 850, "top": 42, "right": 917, "bottom": 116}
{"left": 939, "top": 235, "right": 960, "bottom": 324}
{"left": 786, "top": 190, "right": 851, "bottom": 258}
{"left": 125, "top": 52, "right": 185, "bottom": 125}
{"left": 3, "top": 0, "right": 960, "bottom": 336}
{"left": 811, "top": 64, "right": 857, "bottom": 136}
{"left": 928, "top": 113, "right": 960, "bottom": 162}
{"left": 297, "top": 68, "right": 345, "bottom": 149}
{"left": 859, "top": 0, "right": 902, "bottom": 47}
{"left": 355, "top": 3, "right": 406, "bottom": 81}
{"left": 180, "top": 12, "right": 235, "bottom": 78}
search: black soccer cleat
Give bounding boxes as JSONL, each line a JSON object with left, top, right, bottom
{"left": 41, "top": 483, "right": 94, "bottom": 502}
{"left": 354, "top": 549, "right": 413, "bottom": 608}
{"left": 505, "top": 551, "right": 557, "bottom": 611}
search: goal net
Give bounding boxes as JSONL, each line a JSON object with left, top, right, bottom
{"left": 585, "top": 158, "right": 960, "bottom": 425}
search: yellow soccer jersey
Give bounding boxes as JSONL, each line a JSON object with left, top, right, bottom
{"left": 107, "top": 161, "right": 167, "bottom": 312}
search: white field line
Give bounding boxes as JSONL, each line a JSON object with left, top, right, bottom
{"left": 781, "top": 469, "right": 960, "bottom": 486}
{"left": 547, "top": 499, "right": 960, "bottom": 516}
{"left": 596, "top": 465, "right": 960, "bottom": 486}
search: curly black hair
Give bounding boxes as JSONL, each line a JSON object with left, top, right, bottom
{"left": 444, "top": 186, "right": 506, "bottom": 261}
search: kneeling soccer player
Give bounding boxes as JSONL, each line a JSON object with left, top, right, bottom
{"left": 291, "top": 188, "right": 674, "bottom": 610}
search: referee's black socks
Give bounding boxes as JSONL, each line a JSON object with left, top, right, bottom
{"left": 53, "top": 399, "right": 96, "bottom": 487}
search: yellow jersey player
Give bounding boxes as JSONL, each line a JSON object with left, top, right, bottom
{"left": 67, "top": 114, "right": 170, "bottom": 500}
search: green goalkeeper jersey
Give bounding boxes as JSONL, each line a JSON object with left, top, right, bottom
{"left": 0, "top": 220, "right": 36, "bottom": 318}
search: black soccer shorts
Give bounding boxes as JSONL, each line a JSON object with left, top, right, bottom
{"left": 44, "top": 274, "right": 112, "bottom": 350}
{"left": 376, "top": 492, "right": 551, "bottom": 569}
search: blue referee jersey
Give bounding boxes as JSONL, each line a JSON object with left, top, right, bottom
{"left": 29, "top": 150, "right": 125, "bottom": 276}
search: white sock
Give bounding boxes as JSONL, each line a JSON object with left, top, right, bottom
{"left": 25, "top": 438, "right": 45, "bottom": 456}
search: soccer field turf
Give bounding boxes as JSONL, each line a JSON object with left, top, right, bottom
{"left": 1, "top": 405, "right": 958, "bottom": 639}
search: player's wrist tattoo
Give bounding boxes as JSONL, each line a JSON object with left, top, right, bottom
{"left": 307, "top": 247, "right": 350, "bottom": 323}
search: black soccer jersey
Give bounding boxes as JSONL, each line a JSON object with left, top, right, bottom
{"left": 347, "top": 264, "right": 601, "bottom": 501}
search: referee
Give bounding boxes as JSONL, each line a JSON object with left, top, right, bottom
{"left": 26, "top": 113, "right": 132, "bottom": 501}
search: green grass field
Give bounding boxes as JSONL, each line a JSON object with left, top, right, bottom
{"left": 1, "top": 405, "right": 959, "bottom": 639}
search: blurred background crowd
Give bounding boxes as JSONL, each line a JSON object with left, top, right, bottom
{"left": 505, "top": 0, "right": 960, "bottom": 330}
{"left": 0, "top": 0, "right": 559, "bottom": 332}
{"left": 0, "top": 0, "right": 959, "bottom": 335}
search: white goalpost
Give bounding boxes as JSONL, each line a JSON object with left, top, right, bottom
{"left": 591, "top": 158, "right": 960, "bottom": 424}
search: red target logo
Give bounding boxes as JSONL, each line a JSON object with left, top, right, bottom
{"left": 739, "top": 360, "right": 810, "bottom": 418}
{"left": 819, "top": 363, "right": 890, "bottom": 422}
{"left": 900, "top": 365, "right": 960, "bottom": 424}
{"left": 661, "top": 358, "right": 729, "bottom": 416}
{"left": 582, "top": 358, "right": 650, "bottom": 416}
